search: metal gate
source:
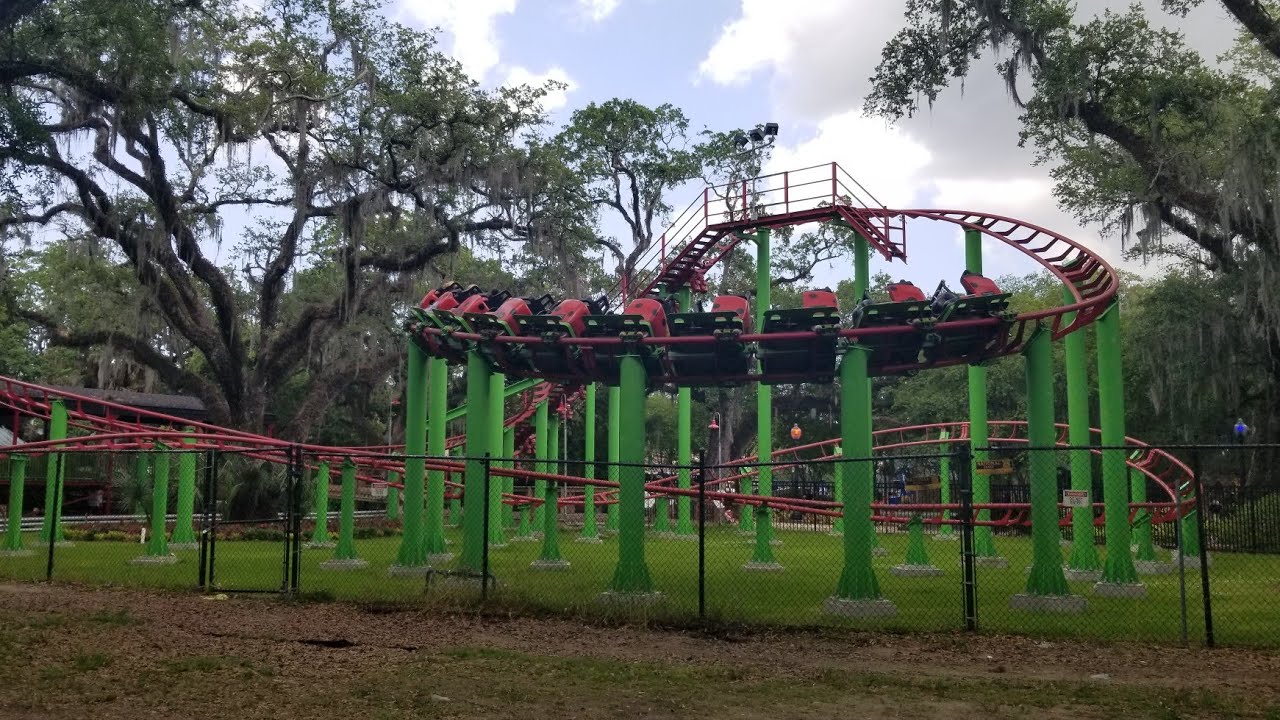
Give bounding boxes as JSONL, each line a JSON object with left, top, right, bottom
{"left": 198, "top": 446, "right": 302, "bottom": 594}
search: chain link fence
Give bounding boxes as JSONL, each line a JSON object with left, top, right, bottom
{"left": 3, "top": 443, "right": 1279, "bottom": 647}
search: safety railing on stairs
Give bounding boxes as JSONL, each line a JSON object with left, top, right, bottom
{"left": 608, "top": 163, "right": 905, "bottom": 309}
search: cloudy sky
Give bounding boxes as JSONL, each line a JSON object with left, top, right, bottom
{"left": 390, "top": 0, "right": 1240, "bottom": 289}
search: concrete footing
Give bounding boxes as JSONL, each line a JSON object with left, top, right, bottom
{"left": 1009, "top": 593, "right": 1087, "bottom": 614}
{"left": 387, "top": 564, "right": 433, "bottom": 577}
{"left": 1135, "top": 560, "right": 1173, "bottom": 575}
{"left": 871, "top": 547, "right": 888, "bottom": 557}
{"left": 742, "top": 561, "right": 784, "bottom": 572}
{"left": 598, "top": 590, "right": 664, "bottom": 608}
{"left": 0, "top": 549, "right": 33, "bottom": 557}
{"left": 891, "top": 564, "right": 943, "bottom": 577}
{"left": 933, "top": 534, "right": 958, "bottom": 542}
{"left": 1064, "top": 567, "right": 1103, "bottom": 582}
{"left": 319, "top": 558, "right": 369, "bottom": 571}
{"left": 169, "top": 542, "right": 198, "bottom": 551}
{"left": 427, "top": 552, "right": 455, "bottom": 565}
{"left": 1093, "top": 582, "right": 1147, "bottom": 599}
{"left": 129, "top": 554, "right": 178, "bottom": 566}
{"left": 529, "top": 559, "right": 571, "bottom": 571}
{"left": 1172, "top": 553, "right": 1212, "bottom": 569}
{"left": 973, "top": 556, "right": 1009, "bottom": 568}
{"left": 575, "top": 536, "right": 604, "bottom": 544}
{"left": 823, "top": 596, "right": 898, "bottom": 618}
{"left": 304, "top": 541, "right": 336, "bottom": 549}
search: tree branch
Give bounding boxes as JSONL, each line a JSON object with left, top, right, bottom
{"left": 1219, "top": 0, "right": 1280, "bottom": 63}
{"left": 14, "top": 307, "right": 232, "bottom": 424}
{"left": 0, "top": 202, "right": 83, "bottom": 228}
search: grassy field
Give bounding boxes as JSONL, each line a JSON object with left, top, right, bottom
{"left": 2, "top": 524, "right": 1276, "bottom": 647}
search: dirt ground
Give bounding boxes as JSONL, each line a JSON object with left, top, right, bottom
{"left": 1, "top": 582, "right": 1278, "bottom": 719}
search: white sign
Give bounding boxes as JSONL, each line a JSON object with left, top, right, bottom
{"left": 1062, "top": 490, "right": 1090, "bottom": 508}
{"left": 370, "top": 485, "right": 388, "bottom": 499}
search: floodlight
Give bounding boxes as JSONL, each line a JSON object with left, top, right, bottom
{"left": 749, "top": 128, "right": 765, "bottom": 143}
{"left": 733, "top": 134, "right": 750, "bottom": 148}
{"left": 763, "top": 122, "right": 779, "bottom": 137}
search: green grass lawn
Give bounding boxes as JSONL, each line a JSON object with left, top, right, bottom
{"left": 2, "top": 524, "right": 1276, "bottom": 647}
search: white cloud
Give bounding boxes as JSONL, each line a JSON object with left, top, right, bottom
{"left": 697, "top": 0, "right": 1173, "bottom": 279}
{"left": 764, "top": 111, "right": 932, "bottom": 208}
{"left": 398, "top": 0, "right": 518, "bottom": 82}
{"left": 576, "top": 0, "right": 620, "bottom": 22}
{"left": 929, "top": 178, "right": 1054, "bottom": 213}
{"left": 697, "top": 0, "right": 854, "bottom": 87}
{"left": 503, "top": 66, "right": 577, "bottom": 112}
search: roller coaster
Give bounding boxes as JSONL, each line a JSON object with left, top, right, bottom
{"left": 0, "top": 163, "right": 1192, "bottom": 613}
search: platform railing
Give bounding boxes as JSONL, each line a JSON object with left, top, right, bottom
{"left": 609, "top": 162, "right": 898, "bottom": 308}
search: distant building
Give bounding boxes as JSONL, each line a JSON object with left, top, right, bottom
{"left": 1, "top": 386, "right": 207, "bottom": 515}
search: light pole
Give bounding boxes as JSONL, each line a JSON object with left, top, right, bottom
{"left": 731, "top": 123, "right": 779, "bottom": 221}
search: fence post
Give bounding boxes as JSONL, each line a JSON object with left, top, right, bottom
{"left": 1174, "top": 487, "right": 1188, "bottom": 647}
{"left": 291, "top": 445, "right": 303, "bottom": 594}
{"left": 697, "top": 452, "right": 706, "bottom": 621}
{"left": 197, "top": 450, "right": 211, "bottom": 590}
{"left": 482, "top": 453, "right": 491, "bottom": 601}
{"left": 1191, "top": 449, "right": 1214, "bottom": 647}
{"left": 279, "top": 450, "right": 294, "bottom": 594}
{"left": 956, "top": 443, "right": 977, "bottom": 631}
{"left": 44, "top": 453, "right": 64, "bottom": 582}
{"left": 208, "top": 450, "right": 220, "bottom": 590}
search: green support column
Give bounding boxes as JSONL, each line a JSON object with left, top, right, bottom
{"left": 653, "top": 487, "right": 671, "bottom": 534}
{"left": 748, "top": 228, "right": 778, "bottom": 566}
{"left": 605, "top": 355, "right": 656, "bottom": 597}
{"left": 1131, "top": 461, "right": 1160, "bottom": 567}
{"left": 394, "top": 344, "right": 430, "bottom": 570}
{"left": 170, "top": 435, "right": 198, "bottom": 548}
{"left": 425, "top": 356, "right": 452, "bottom": 560}
{"left": 854, "top": 233, "right": 887, "bottom": 558}
{"left": 132, "top": 444, "right": 177, "bottom": 565}
{"left": 674, "top": 291, "right": 695, "bottom": 537}
{"left": 652, "top": 391, "right": 671, "bottom": 536}
{"left": 936, "top": 431, "right": 954, "bottom": 539}
{"left": 487, "top": 371, "right": 507, "bottom": 548}
{"left": 965, "top": 229, "right": 1003, "bottom": 564}
{"left": 1063, "top": 287, "right": 1102, "bottom": 578}
{"left": 891, "top": 514, "right": 942, "bottom": 576}
{"left": 2, "top": 455, "right": 30, "bottom": 555}
{"left": 606, "top": 386, "right": 620, "bottom": 534}
{"left": 322, "top": 459, "right": 368, "bottom": 569}
{"left": 516, "top": 505, "right": 533, "bottom": 538}
{"left": 38, "top": 399, "right": 68, "bottom": 545}
{"left": 825, "top": 346, "right": 894, "bottom": 617}
{"left": 533, "top": 401, "right": 549, "bottom": 532}
{"left": 147, "top": 445, "right": 171, "bottom": 556}
{"left": 448, "top": 454, "right": 463, "bottom": 528}
{"left": 308, "top": 463, "right": 333, "bottom": 547}
{"left": 579, "top": 383, "right": 601, "bottom": 543}
{"left": 455, "top": 350, "right": 492, "bottom": 573}
{"left": 829, "top": 445, "right": 844, "bottom": 535}
{"left": 1016, "top": 328, "right": 1077, "bottom": 609}
{"left": 1176, "top": 487, "right": 1208, "bottom": 567}
{"left": 512, "top": 427, "right": 535, "bottom": 542}
{"left": 1096, "top": 304, "right": 1144, "bottom": 595}
{"left": 386, "top": 471, "right": 400, "bottom": 521}
{"left": 502, "top": 428, "right": 516, "bottom": 529}
{"left": 534, "top": 412, "right": 567, "bottom": 568}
